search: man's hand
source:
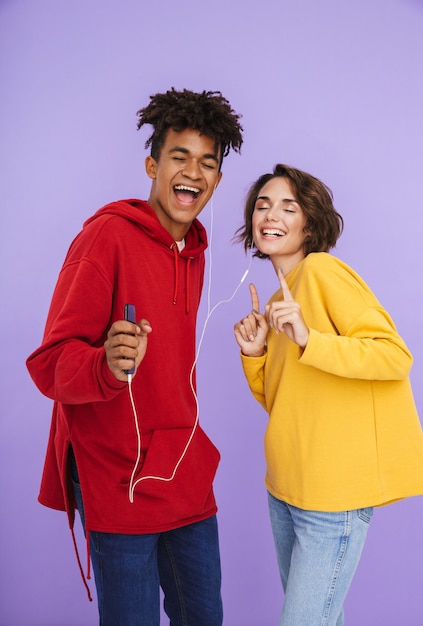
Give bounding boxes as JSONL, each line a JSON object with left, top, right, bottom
{"left": 104, "top": 318, "right": 152, "bottom": 382}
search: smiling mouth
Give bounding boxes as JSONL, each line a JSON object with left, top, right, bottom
{"left": 174, "top": 185, "right": 201, "bottom": 203}
{"left": 261, "top": 229, "right": 286, "bottom": 237}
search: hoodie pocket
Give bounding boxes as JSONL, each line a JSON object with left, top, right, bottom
{"left": 113, "top": 425, "right": 220, "bottom": 530}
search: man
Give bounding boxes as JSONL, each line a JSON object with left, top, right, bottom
{"left": 26, "top": 88, "right": 243, "bottom": 626}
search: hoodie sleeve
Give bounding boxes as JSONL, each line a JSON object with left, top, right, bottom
{"left": 27, "top": 238, "right": 126, "bottom": 404}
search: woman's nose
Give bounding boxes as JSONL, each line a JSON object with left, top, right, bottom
{"left": 265, "top": 206, "right": 279, "bottom": 220}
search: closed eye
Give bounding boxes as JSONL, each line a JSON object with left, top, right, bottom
{"left": 254, "top": 201, "right": 270, "bottom": 210}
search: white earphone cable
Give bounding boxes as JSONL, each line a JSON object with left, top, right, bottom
{"left": 128, "top": 193, "right": 251, "bottom": 503}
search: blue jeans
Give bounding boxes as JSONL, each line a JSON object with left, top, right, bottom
{"left": 268, "top": 492, "right": 373, "bottom": 626}
{"left": 70, "top": 453, "right": 223, "bottom": 626}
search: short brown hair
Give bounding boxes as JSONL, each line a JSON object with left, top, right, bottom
{"left": 235, "top": 164, "right": 344, "bottom": 259}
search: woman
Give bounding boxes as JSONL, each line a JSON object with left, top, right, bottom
{"left": 234, "top": 164, "right": 423, "bottom": 626}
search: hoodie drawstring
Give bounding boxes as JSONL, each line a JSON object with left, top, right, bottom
{"left": 70, "top": 526, "right": 93, "bottom": 602}
{"left": 171, "top": 244, "right": 179, "bottom": 305}
{"left": 171, "top": 244, "right": 192, "bottom": 314}
{"left": 86, "top": 530, "right": 91, "bottom": 581}
{"left": 185, "top": 258, "right": 192, "bottom": 313}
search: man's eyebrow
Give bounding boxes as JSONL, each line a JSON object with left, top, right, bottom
{"left": 169, "top": 146, "right": 219, "bottom": 162}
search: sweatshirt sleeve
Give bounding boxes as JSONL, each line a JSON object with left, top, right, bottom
{"left": 240, "top": 351, "right": 268, "bottom": 411}
{"left": 26, "top": 254, "right": 126, "bottom": 404}
{"left": 300, "top": 308, "right": 412, "bottom": 380}
{"left": 297, "top": 255, "right": 413, "bottom": 381}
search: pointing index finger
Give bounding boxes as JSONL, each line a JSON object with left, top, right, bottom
{"left": 278, "top": 267, "right": 294, "bottom": 302}
{"left": 249, "top": 283, "right": 260, "bottom": 313}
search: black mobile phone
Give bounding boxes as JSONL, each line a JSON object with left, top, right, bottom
{"left": 124, "top": 304, "right": 136, "bottom": 375}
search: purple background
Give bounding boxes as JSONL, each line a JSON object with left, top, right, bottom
{"left": 1, "top": 0, "right": 423, "bottom": 624}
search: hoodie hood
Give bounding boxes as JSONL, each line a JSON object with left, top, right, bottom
{"left": 84, "top": 199, "right": 208, "bottom": 259}
{"left": 83, "top": 199, "right": 207, "bottom": 313}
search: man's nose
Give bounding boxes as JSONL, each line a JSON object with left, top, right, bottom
{"left": 182, "top": 159, "right": 201, "bottom": 179}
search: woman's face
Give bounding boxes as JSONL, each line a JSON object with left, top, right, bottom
{"left": 252, "top": 176, "right": 307, "bottom": 273}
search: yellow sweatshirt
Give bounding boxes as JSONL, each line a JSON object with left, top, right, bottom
{"left": 241, "top": 252, "right": 423, "bottom": 511}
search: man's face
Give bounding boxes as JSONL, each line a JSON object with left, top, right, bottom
{"left": 145, "top": 128, "right": 222, "bottom": 241}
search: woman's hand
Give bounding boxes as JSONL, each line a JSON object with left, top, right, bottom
{"left": 234, "top": 283, "right": 269, "bottom": 356}
{"left": 265, "top": 269, "right": 309, "bottom": 348}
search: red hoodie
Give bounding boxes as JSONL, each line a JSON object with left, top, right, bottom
{"left": 27, "top": 200, "right": 220, "bottom": 540}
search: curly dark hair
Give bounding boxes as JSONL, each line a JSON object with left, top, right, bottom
{"left": 235, "top": 164, "right": 344, "bottom": 259}
{"left": 136, "top": 88, "right": 243, "bottom": 168}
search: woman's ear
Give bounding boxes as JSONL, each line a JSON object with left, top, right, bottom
{"left": 145, "top": 155, "right": 157, "bottom": 179}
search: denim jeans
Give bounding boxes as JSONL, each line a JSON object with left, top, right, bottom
{"left": 268, "top": 492, "right": 373, "bottom": 626}
{"left": 70, "top": 453, "right": 223, "bottom": 626}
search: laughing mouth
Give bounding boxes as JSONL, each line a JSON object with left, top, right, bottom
{"left": 174, "top": 185, "right": 201, "bottom": 201}
{"left": 262, "top": 229, "right": 286, "bottom": 237}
